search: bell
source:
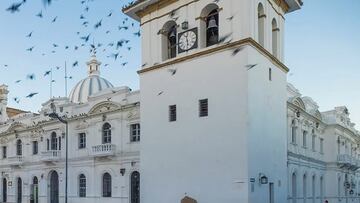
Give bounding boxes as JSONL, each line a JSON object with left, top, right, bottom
{"left": 207, "top": 16, "right": 218, "bottom": 30}
{"left": 169, "top": 28, "right": 176, "bottom": 39}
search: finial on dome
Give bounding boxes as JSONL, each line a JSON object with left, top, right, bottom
{"left": 86, "top": 54, "right": 101, "bottom": 76}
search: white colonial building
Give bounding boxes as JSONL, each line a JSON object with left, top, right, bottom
{"left": 0, "top": 56, "right": 141, "bottom": 203}
{"left": 0, "top": 0, "right": 359, "bottom": 203}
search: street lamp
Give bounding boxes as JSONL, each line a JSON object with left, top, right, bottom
{"left": 48, "top": 102, "right": 68, "bottom": 203}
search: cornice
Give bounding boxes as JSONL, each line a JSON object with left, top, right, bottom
{"left": 123, "top": 0, "right": 291, "bottom": 20}
{"left": 0, "top": 102, "right": 140, "bottom": 137}
{"left": 138, "top": 37, "right": 289, "bottom": 74}
{"left": 328, "top": 124, "right": 360, "bottom": 140}
{"left": 288, "top": 151, "right": 326, "bottom": 166}
{"left": 287, "top": 102, "right": 324, "bottom": 125}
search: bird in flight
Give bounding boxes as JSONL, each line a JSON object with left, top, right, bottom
{"left": 6, "top": 3, "right": 22, "bottom": 13}
{"left": 26, "top": 32, "right": 33, "bottom": 38}
{"left": 26, "top": 92, "right": 38, "bottom": 98}
{"left": 44, "top": 70, "right": 51, "bottom": 77}
{"left": 36, "top": 10, "right": 43, "bottom": 18}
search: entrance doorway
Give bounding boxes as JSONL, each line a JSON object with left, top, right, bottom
{"left": 49, "top": 171, "right": 59, "bottom": 203}
{"left": 131, "top": 171, "right": 140, "bottom": 203}
{"left": 2, "top": 178, "right": 6, "bottom": 202}
{"left": 30, "top": 176, "right": 39, "bottom": 203}
{"left": 17, "top": 177, "right": 22, "bottom": 203}
{"left": 269, "top": 182, "right": 274, "bottom": 203}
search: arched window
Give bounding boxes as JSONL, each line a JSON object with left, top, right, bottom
{"left": 49, "top": 171, "right": 59, "bottom": 203}
{"left": 205, "top": 9, "right": 219, "bottom": 47}
{"left": 51, "top": 132, "right": 58, "bottom": 150}
{"left": 338, "top": 177, "right": 341, "bottom": 198}
{"left": 303, "top": 174, "right": 307, "bottom": 203}
{"left": 17, "top": 177, "right": 22, "bottom": 203}
{"left": 291, "top": 120, "right": 297, "bottom": 144}
{"left": 102, "top": 123, "right": 112, "bottom": 144}
{"left": 79, "top": 174, "right": 86, "bottom": 197}
{"left": 161, "top": 21, "right": 177, "bottom": 61}
{"left": 311, "top": 175, "right": 315, "bottom": 203}
{"left": 16, "top": 140, "right": 22, "bottom": 156}
{"left": 58, "top": 137, "right": 61, "bottom": 150}
{"left": 200, "top": 4, "right": 220, "bottom": 48}
{"left": 33, "top": 176, "right": 38, "bottom": 185}
{"left": 258, "top": 3, "right": 265, "bottom": 46}
{"left": 47, "top": 139, "right": 50, "bottom": 151}
{"left": 272, "top": 18, "right": 279, "bottom": 58}
{"left": 102, "top": 173, "right": 111, "bottom": 197}
{"left": 320, "top": 177, "right": 324, "bottom": 202}
{"left": 292, "top": 173, "right": 297, "bottom": 203}
{"left": 303, "top": 131, "right": 307, "bottom": 147}
{"left": 345, "top": 141, "right": 349, "bottom": 154}
{"left": 131, "top": 171, "right": 140, "bottom": 203}
{"left": 32, "top": 177, "right": 39, "bottom": 203}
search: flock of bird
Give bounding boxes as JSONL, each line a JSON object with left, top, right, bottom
{"left": 2, "top": 0, "right": 141, "bottom": 105}
{"left": 3, "top": 0, "right": 260, "bottom": 107}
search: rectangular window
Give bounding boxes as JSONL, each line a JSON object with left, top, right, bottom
{"left": 2, "top": 146, "right": 6, "bottom": 159}
{"left": 269, "top": 68, "right": 272, "bottom": 81}
{"left": 130, "top": 124, "right": 140, "bottom": 142}
{"left": 303, "top": 131, "right": 307, "bottom": 147}
{"left": 320, "top": 138, "right": 324, "bottom": 154}
{"left": 291, "top": 127, "right": 296, "bottom": 144}
{"left": 199, "top": 99, "right": 208, "bottom": 117}
{"left": 312, "top": 135, "right": 316, "bottom": 151}
{"left": 32, "top": 141, "right": 38, "bottom": 155}
{"left": 78, "top": 133, "right": 86, "bottom": 149}
{"left": 169, "top": 105, "right": 177, "bottom": 122}
{"left": 58, "top": 137, "right": 61, "bottom": 150}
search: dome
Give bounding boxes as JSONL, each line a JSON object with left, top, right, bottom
{"left": 69, "top": 56, "right": 114, "bottom": 103}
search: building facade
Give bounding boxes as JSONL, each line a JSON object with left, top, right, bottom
{"left": 0, "top": 57, "right": 141, "bottom": 203}
{"left": 0, "top": 0, "right": 358, "bottom": 203}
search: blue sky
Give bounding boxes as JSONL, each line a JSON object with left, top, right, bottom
{"left": 0, "top": 0, "right": 359, "bottom": 127}
{"left": 285, "top": 0, "right": 360, "bottom": 126}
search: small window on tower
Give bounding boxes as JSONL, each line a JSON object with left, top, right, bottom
{"left": 169, "top": 105, "right": 177, "bottom": 122}
{"left": 269, "top": 68, "right": 272, "bottom": 81}
{"left": 199, "top": 99, "right": 209, "bottom": 117}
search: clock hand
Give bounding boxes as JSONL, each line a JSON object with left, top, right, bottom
{"left": 186, "top": 32, "right": 189, "bottom": 49}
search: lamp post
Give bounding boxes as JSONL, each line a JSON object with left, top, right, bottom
{"left": 48, "top": 103, "right": 68, "bottom": 203}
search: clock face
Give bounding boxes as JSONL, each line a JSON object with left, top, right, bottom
{"left": 178, "top": 28, "right": 198, "bottom": 53}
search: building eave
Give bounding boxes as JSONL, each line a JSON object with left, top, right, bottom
{"left": 122, "top": 0, "right": 161, "bottom": 22}
{"left": 123, "top": 0, "right": 303, "bottom": 21}
{"left": 284, "top": 0, "right": 303, "bottom": 13}
{"left": 6, "top": 107, "right": 29, "bottom": 118}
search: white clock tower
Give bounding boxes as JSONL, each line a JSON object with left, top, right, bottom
{"left": 124, "top": 0, "right": 302, "bottom": 202}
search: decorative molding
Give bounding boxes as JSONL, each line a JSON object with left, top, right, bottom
{"left": 288, "top": 151, "right": 327, "bottom": 166}
{"left": 136, "top": 0, "right": 179, "bottom": 19}
{"left": 139, "top": 0, "right": 200, "bottom": 26}
{"left": 126, "top": 109, "right": 140, "bottom": 121}
{"left": 6, "top": 122, "right": 27, "bottom": 133}
{"left": 74, "top": 120, "right": 90, "bottom": 130}
{"left": 195, "top": 7, "right": 223, "bottom": 21}
{"left": 138, "top": 37, "right": 289, "bottom": 74}
{"left": 88, "top": 101, "right": 121, "bottom": 115}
